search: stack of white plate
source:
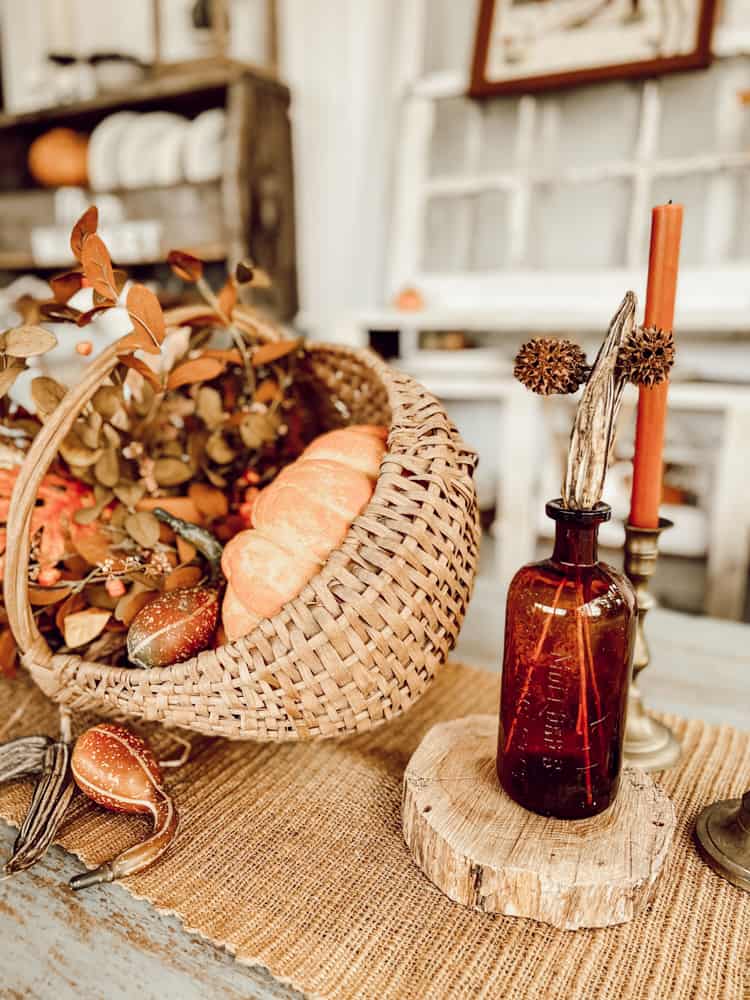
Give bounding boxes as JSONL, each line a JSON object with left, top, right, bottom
{"left": 88, "top": 108, "right": 227, "bottom": 192}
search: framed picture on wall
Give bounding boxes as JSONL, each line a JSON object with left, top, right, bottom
{"left": 469, "top": 0, "right": 717, "bottom": 97}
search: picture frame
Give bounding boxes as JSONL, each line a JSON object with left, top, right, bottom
{"left": 469, "top": 0, "right": 717, "bottom": 98}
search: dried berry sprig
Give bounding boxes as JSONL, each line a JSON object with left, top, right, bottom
{"left": 514, "top": 338, "right": 589, "bottom": 395}
{"left": 617, "top": 325, "right": 675, "bottom": 386}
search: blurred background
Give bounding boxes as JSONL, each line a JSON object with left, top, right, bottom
{"left": 0, "top": 0, "right": 748, "bottom": 656}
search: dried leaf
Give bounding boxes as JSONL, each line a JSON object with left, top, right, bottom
{"left": 14, "top": 294, "right": 42, "bottom": 325}
{"left": 94, "top": 448, "right": 120, "bottom": 488}
{"left": 203, "top": 466, "right": 226, "bottom": 488}
{"left": 153, "top": 457, "right": 192, "bottom": 487}
{"left": 122, "top": 284, "right": 165, "bottom": 355}
{"left": 162, "top": 304, "right": 219, "bottom": 327}
{"left": 39, "top": 302, "right": 82, "bottom": 323}
{"left": 28, "top": 584, "right": 73, "bottom": 606}
{"left": 118, "top": 354, "right": 163, "bottom": 392}
{"left": 0, "top": 628, "right": 17, "bottom": 677}
{"left": 31, "top": 377, "right": 67, "bottom": 419}
{"left": 240, "top": 411, "right": 278, "bottom": 449}
{"left": 196, "top": 386, "right": 224, "bottom": 430}
{"left": 164, "top": 565, "right": 202, "bottom": 591}
{"left": 166, "top": 356, "right": 225, "bottom": 391}
{"left": 235, "top": 260, "right": 255, "bottom": 284}
{"left": 167, "top": 250, "right": 204, "bottom": 283}
{"left": 92, "top": 385, "right": 123, "bottom": 420}
{"left": 252, "top": 339, "right": 301, "bottom": 366}
{"left": 60, "top": 430, "right": 101, "bottom": 468}
{"left": 69, "top": 522, "right": 113, "bottom": 566}
{"left": 176, "top": 537, "right": 196, "bottom": 563}
{"left": 80, "top": 234, "right": 118, "bottom": 302}
{"left": 5, "top": 326, "right": 57, "bottom": 358}
{"left": 255, "top": 378, "right": 280, "bottom": 404}
{"left": 63, "top": 608, "right": 110, "bottom": 648}
{"left": 0, "top": 366, "right": 23, "bottom": 400}
{"left": 200, "top": 348, "right": 243, "bottom": 365}
{"left": 205, "top": 432, "right": 236, "bottom": 465}
{"left": 70, "top": 206, "right": 98, "bottom": 260}
{"left": 113, "top": 481, "right": 146, "bottom": 507}
{"left": 125, "top": 511, "right": 161, "bottom": 549}
{"left": 50, "top": 270, "right": 84, "bottom": 303}
{"left": 77, "top": 303, "right": 114, "bottom": 327}
{"left": 188, "top": 482, "right": 228, "bottom": 520}
{"left": 55, "top": 593, "right": 86, "bottom": 634}
{"left": 115, "top": 588, "right": 157, "bottom": 626}
{"left": 78, "top": 410, "right": 103, "bottom": 449}
{"left": 217, "top": 277, "right": 238, "bottom": 316}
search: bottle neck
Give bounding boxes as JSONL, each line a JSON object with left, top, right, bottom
{"left": 552, "top": 520, "right": 599, "bottom": 566}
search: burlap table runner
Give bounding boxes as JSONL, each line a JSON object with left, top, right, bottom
{"left": 0, "top": 663, "right": 747, "bottom": 999}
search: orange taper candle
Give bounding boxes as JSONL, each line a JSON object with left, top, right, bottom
{"left": 628, "top": 203, "right": 683, "bottom": 528}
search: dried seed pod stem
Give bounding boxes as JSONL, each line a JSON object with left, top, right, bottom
{"left": 0, "top": 735, "right": 52, "bottom": 784}
{"left": 153, "top": 508, "right": 223, "bottom": 582}
{"left": 5, "top": 740, "right": 74, "bottom": 874}
{"left": 562, "top": 292, "right": 637, "bottom": 510}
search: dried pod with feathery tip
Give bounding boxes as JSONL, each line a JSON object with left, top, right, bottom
{"left": 126, "top": 509, "right": 223, "bottom": 669}
{"left": 617, "top": 325, "right": 675, "bottom": 386}
{"left": 70, "top": 723, "right": 179, "bottom": 889}
{"left": 513, "top": 338, "right": 589, "bottom": 395}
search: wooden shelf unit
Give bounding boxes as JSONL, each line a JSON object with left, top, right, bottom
{"left": 0, "top": 62, "right": 298, "bottom": 319}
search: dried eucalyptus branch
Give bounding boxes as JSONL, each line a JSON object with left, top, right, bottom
{"left": 562, "top": 291, "right": 637, "bottom": 510}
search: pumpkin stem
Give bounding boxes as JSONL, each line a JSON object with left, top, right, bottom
{"left": 153, "top": 508, "right": 224, "bottom": 584}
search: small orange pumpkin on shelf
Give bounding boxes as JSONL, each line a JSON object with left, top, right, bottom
{"left": 222, "top": 424, "right": 387, "bottom": 640}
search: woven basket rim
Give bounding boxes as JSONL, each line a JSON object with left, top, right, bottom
{"left": 31, "top": 341, "right": 412, "bottom": 686}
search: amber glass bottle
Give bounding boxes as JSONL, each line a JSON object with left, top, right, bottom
{"left": 497, "top": 500, "right": 636, "bottom": 819}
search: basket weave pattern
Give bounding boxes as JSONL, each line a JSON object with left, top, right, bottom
{"left": 4, "top": 344, "right": 480, "bottom": 741}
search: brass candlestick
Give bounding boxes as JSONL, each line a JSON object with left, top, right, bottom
{"left": 695, "top": 791, "right": 750, "bottom": 892}
{"left": 623, "top": 518, "right": 681, "bottom": 771}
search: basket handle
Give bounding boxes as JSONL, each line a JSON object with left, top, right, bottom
{"left": 4, "top": 341, "right": 125, "bottom": 663}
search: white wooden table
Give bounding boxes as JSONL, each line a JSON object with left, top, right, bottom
{"left": 1, "top": 606, "right": 748, "bottom": 999}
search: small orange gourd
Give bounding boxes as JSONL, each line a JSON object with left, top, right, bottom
{"left": 222, "top": 425, "right": 387, "bottom": 640}
{"left": 70, "top": 723, "right": 178, "bottom": 889}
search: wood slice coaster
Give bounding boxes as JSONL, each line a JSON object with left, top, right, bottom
{"left": 402, "top": 714, "right": 676, "bottom": 930}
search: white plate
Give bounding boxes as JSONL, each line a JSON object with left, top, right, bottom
{"left": 184, "top": 109, "right": 226, "bottom": 183}
{"left": 88, "top": 111, "right": 138, "bottom": 192}
{"left": 151, "top": 118, "right": 190, "bottom": 187}
{"left": 118, "top": 112, "right": 185, "bottom": 189}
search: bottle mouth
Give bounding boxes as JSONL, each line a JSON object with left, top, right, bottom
{"left": 545, "top": 499, "right": 611, "bottom": 524}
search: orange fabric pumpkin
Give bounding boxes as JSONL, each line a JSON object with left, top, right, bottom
{"left": 221, "top": 425, "right": 387, "bottom": 640}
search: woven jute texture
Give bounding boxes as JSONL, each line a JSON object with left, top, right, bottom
{"left": 0, "top": 664, "right": 747, "bottom": 1000}
{"left": 3, "top": 343, "right": 480, "bottom": 742}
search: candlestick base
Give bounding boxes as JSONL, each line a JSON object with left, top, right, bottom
{"left": 623, "top": 685, "right": 681, "bottom": 772}
{"left": 695, "top": 792, "right": 750, "bottom": 893}
{"left": 622, "top": 519, "right": 681, "bottom": 773}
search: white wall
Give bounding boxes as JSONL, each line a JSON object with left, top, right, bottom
{"left": 277, "top": 0, "right": 399, "bottom": 337}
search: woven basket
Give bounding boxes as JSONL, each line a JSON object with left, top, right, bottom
{"left": 4, "top": 341, "right": 480, "bottom": 741}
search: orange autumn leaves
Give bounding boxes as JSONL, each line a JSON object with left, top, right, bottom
{"left": 66, "top": 206, "right": 165, "bottom": 355}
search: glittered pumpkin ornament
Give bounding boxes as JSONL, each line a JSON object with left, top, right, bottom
{"left": 126, "top": 509, "right": 223, "bottom": 669}
{"left": 70, "top": 723, "right": 178, "bottom": 889}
